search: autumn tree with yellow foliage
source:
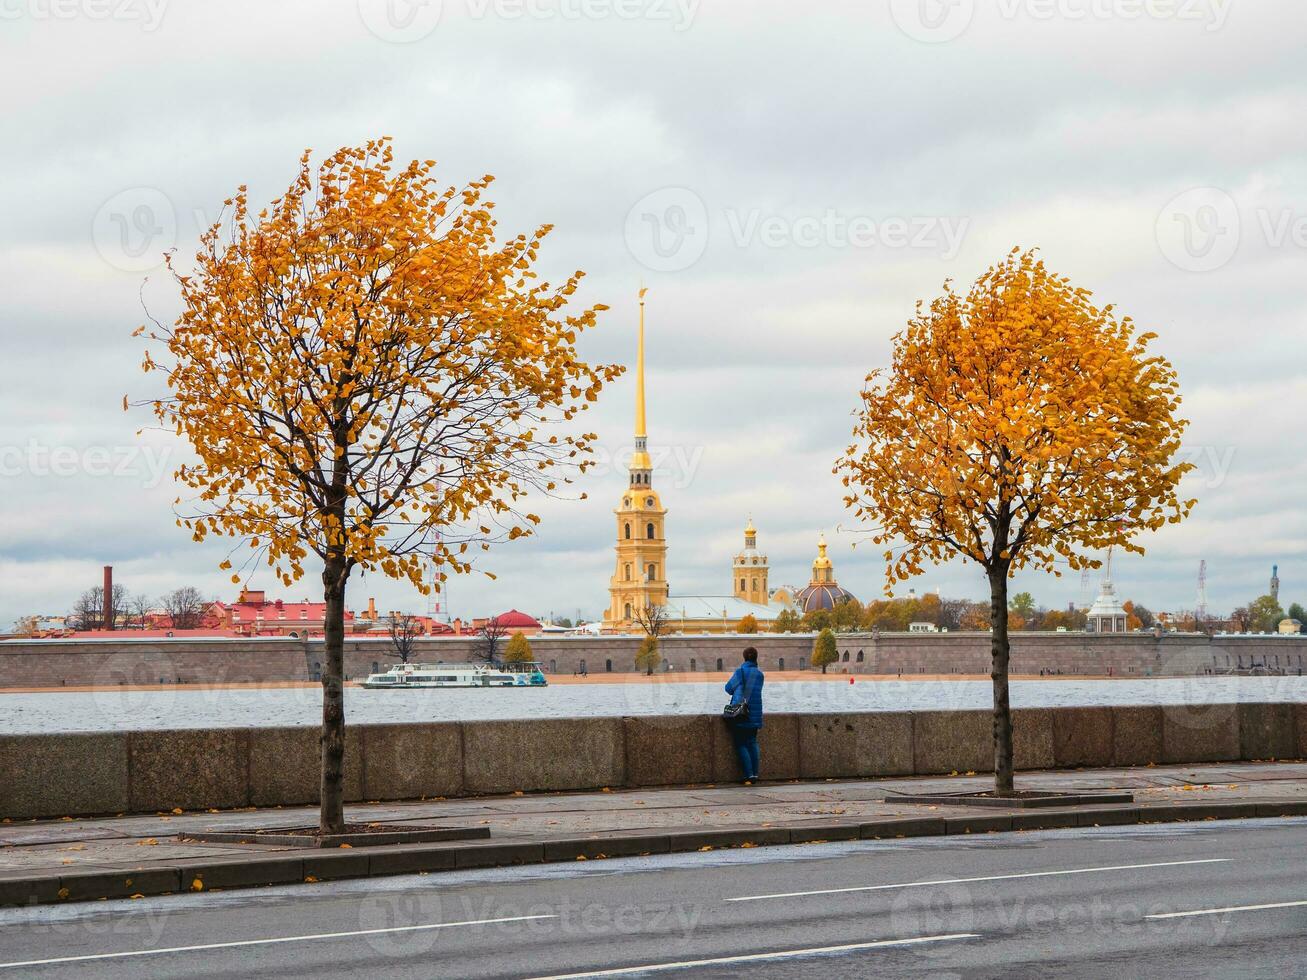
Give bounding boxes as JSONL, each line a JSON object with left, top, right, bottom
{"left": 136, "top": 140, "right": 620, "bottom": 833}
{"left": 838, "top": 249, "right": 1193, "bottom": 795}
{"left": 811, "top": 628, "right": 839, "bottom": 674}
{"left": 503, "top": 631, "right": 534, "bottom": 664}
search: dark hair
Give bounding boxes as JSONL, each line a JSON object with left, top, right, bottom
{"left": 742, "top": 647, "right": 758, "bottom": 663}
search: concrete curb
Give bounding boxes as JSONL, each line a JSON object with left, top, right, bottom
{"left": 4, "top": 799, "right": 1306, "bottom": 909}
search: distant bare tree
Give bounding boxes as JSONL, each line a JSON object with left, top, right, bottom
{"left": 1229, "top": 606, "right": 1252, "bottom": 633}
{"left": 128, "top": 593, "right": 152, "bottom": 630}
{"left": 474, "top": 618, "right": 509, "bottom": 663}
{"left": 388, "top": 613, "right": 421, "bottom": 665}
{"left": 631, "top": 602, "right": 671, "bottom": 641}
{"left": 70, "top": 584, "right": 128, "bottom": 630}
{"left": 69, "top": 591, "right": 97, "bottom": 630}
{"left": 937, "top": 597, "right": 974, "bottom": 632}
{"left": 161, "top": 586, "right": 209, "bottom": 630}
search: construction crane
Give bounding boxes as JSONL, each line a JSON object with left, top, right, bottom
{"left": 1078, "top": 566, "right": 1093, "bottom": 611}
{"left": 1196, "top": 560, "right": 1208, "bottom": 627}
{"left": 428, "top": 530, "right": 450, "bottom": 624}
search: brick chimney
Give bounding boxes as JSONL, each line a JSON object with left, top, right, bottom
{"left": 102, "top": 565, "right": 113, "bottom": 631}
{"left": 367, "top": 597, "right": 377, "bottom": 621}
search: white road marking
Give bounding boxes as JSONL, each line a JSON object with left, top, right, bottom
{"left": 0, "top": 914, "right": 557, "bottom": 970}
{"left": 524, "top": 933, "right": 980, "bottom": 979}
{"left": 727, "top": 858, "right": 1231, "bottom": 903}
{"left": 1146, "top": 899, "right": 1307, "bottom": 920}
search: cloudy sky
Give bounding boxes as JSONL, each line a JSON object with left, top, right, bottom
{"left": 2, "top": 0, "right": 1304, "bottom": 627}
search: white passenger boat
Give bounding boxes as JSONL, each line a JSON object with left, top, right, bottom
{"left": 361, "top": 661, "right": 548, "bottom": 689}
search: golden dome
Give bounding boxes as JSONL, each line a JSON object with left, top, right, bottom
{"left": 796, "top": 534, "right": 855, "bottom": 611}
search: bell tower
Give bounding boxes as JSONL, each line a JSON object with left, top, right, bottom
{"left": 606, "top": 288, "right": 669, "bottom": 627}
{"left": 732, "top": 518, "right": 769, "bottom": 605}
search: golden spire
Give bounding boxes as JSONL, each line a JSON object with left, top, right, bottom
{"left": 812, "top": 532, "right": 832, "bottom": 573}
{"left": 635, "top": 286, "right": 647, "bottom": 440}
{"left": 808, "top": 533, "right": 835, "bottom": 585}
{"left": 630, "top": 287, "right": 652, "bottom": 476}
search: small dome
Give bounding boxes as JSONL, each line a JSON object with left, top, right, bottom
{"left": 737, "top": 516, "right": 764, "bottom": 562}
{"left": 491, "top": 609, "right": 540, "bottom": 629}
{"left": 770, "top": 586, "right": 798, "bottom": 609}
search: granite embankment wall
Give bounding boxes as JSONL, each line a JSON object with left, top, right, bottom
{"left": 2, "top": 632, "right": 1305, "bottom": 687}
{"left": 3, "top": 703, "right": 1305, "bottom": 820}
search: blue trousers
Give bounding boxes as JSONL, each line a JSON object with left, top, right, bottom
{"left": 731, "top": 725, "right": 760, "bottom": 779}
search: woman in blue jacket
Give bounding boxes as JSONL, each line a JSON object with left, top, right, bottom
{"left": 725, "top": 647, "right": 764, "bottom": 783}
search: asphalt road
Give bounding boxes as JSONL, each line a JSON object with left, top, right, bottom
{"left": 2, "top": 817, "right": 1305, "bottom": 979}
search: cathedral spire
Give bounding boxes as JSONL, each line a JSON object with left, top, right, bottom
{"left": 630, "top": 287, "right": 652, "bottom": 482}
{"left": 636, "top": 286, "right": 647, "bottom": 440}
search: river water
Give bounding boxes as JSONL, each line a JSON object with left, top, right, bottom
{"left": 2, "top": 675, "right": 1305, "bottom": 734}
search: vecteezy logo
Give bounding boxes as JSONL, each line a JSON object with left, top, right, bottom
{"left": 623, "top": 187, "right": 709, "bottom": 272}
{"left": 889, "top": 0, "right": 975, "bottom": 43}
{"left": 358, "top": 0, "right": 442, "bottom": 43}
{"left": 92, "top": 187, "right": 177, "bottom": 273}
{"left": 1156, "top": 186, "right": 1241, "bottom": 272}
{"left": 358, "top": 892, "right": 443, "bottom": 955}
{"left": 889, "top": 880, "right": 975, "bottom": 949}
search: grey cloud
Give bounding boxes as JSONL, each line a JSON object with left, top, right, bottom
{"left": 2, "top": 0, "right": 1304, "bottom": 625}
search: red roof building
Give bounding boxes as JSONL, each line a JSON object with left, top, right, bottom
{"left": 486, "top": 609, "right": 542, "bottom": 635}
{"left": 210, "top": 588, "right": 355, "bottom": 638}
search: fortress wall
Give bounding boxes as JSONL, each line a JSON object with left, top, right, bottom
{"left": 2, "top": 632, "right": 1303, "bottom": 688}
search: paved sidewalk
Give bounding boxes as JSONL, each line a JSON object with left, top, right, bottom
{"left": 4, "top": 761, "right": 1307, "bottom": 907}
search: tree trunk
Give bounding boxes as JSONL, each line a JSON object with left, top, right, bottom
{"left": 989, "top": 566, "right": 1014, "bottom": 796}
{"left": 320, "top": 554, "right": 348, "bottom": 834}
